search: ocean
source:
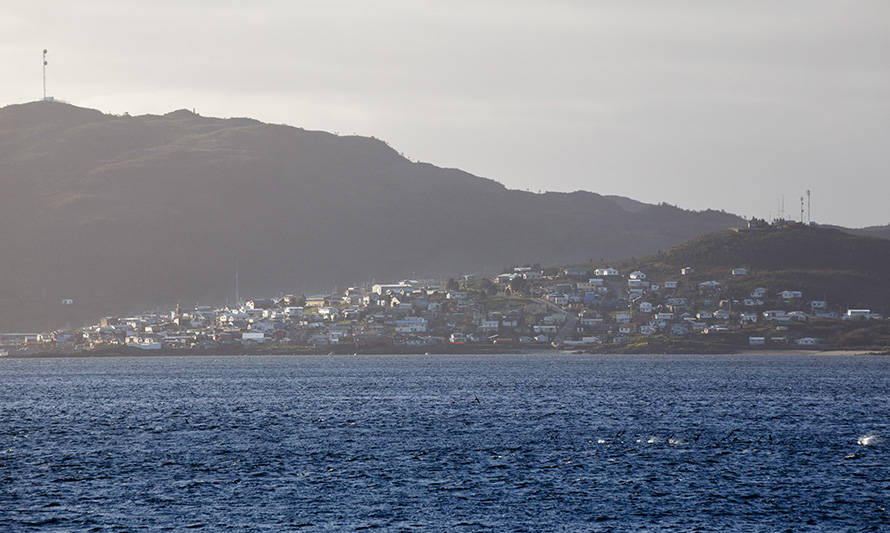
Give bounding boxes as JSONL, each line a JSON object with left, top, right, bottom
{"left": 1, "top": 354, "right": 887, "bottom": 531}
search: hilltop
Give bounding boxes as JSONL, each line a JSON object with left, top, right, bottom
{"left": 615, "top": 223, "right": 890, "bottom": 312}
{"left": 0, "top": 101, "right": 744, "bottom": 330}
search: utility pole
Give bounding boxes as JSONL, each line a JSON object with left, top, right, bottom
{"left": 42, "top": 49, "right": 47, "bottom": 100}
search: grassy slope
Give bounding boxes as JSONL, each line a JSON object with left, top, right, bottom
{"left": 615, "top": 224, "right": 890, "bottom": 312}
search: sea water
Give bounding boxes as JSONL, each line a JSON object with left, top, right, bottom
{"left": 0, "top": 354, "right": 887, "bottom": 531}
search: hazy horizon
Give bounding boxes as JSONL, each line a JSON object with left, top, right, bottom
{"left": 2, "top": 1, "right": 888, "bottom": 227}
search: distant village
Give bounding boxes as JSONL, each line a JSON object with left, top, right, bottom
{"left": 1, "top": 259, "right": 886, "bottom": 356}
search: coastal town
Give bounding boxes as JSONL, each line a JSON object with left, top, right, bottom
{"left": 2, "top": 258, "right": 887, "bottom": 356}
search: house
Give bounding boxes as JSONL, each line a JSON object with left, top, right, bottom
{"left": 655, "top": 312, "right": 674, "bottom": 321}
{"left": 241, "top": 332, "right": 265, "bottom": 343}
{"left": 681, "top": 267, "right": 695, "bottom": 276}
{"left": 696, "top": 311, "right": 714, "bottom": 320}
{"left": 580, "top": 336, "right": 602, "bottom": 344}
{"left": 318, "top": 307, "right": 340, "bottom": 321}
{"left": 795, "top": 337, "right": 820, "bottom": 345}
{"left": 748, "top": 336, "right": 766, "bottom": 346}
{"left": 587, "top": 278, "right": 605, "bottom": 286}
{"left": 714, "top": 309, "right": 731, "bottom": 320}
{"left": 638, "top": 302, "right": 654, "bottom": 313}
{"left": 663, "top": 281, "right": 679, "bottom": 289}
{"left": 628, "top": 271, "right": 647, "bottom": 280}
{"left": 731, "top": 267, "right": 749, "bottom": 276}
{"left": 810, "top": 300, "right": 828, "bottom": 311}
{"left": 479, "top": 320, "right": 500, "bottom": 332}
{"left": 449, "top": 333, "right": 467, "bottom": 344}
{"left": 614, "top": 312, "right": 631, "bottom": 324}
{"left": 844, "top": 309, "right": 878, "bottom": 320}
{"left": 780, "top": 290, "right": 803, "bottom": 300}
{"left": 639, "top": 325, "right": 656, "bottom": 335}
{"left": 594, "top": 268, "right": 619, "bottom": 277}
{"left": 627, "top": 279, "right": 649, "bottom": 289}
{"left": 618, "top": 325, "right": 634, "bottom": 335}
{"left": 740, "top": 312, "right": 758, "bottom": 323}
{"left": 372, "top": 283, "right": 413, "bottom": 295}
{"left": 751, "top": 287, "right": 768, "bottom": 298}
{"left": 698, "top": 280, "right": 721, "bottom": 290}
{"left": 246, "top": 298, "right": 276, "bottom": 310}
{"left": 304, "top": 295, "right": 329, "bottom": 307}
{"left": 763, "top": 310, "right": 786, "bottom": 320}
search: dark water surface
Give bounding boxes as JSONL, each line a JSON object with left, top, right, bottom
{"left": 1, "top": 354, "right": 888, "bottom": 531}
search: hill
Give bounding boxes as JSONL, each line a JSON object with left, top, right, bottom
{"left": 618, "top": 224, "right": 890, "bottom": 312}
{"left": 0, "top": 101, "right": 746, "bottom": 330}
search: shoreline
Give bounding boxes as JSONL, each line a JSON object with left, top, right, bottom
{"left": 3, "top": 346, "right": 886, "bottom": 359}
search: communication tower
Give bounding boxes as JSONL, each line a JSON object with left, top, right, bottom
{"left": 42, "top": 49, "right": 48, "bottom": 100}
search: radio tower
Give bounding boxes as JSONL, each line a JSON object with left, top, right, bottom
{"left": 42, "top": 49, "right": 48, "bottom": 100}
{"left": 806, "top": 190, "right": 812, "bottom": 224}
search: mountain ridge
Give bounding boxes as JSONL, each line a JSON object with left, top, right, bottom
{"left": 0, "top": 100, "right": 778, "bottom": 329}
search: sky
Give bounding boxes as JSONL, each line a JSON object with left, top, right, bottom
{"left": 2, "top": 0, "right": 888, "bottom": 227}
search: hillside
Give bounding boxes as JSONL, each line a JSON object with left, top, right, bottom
{"left": 618, "top": 224, "right": 890, "bottom": 312}
{"left": 0, "top": 101, "right": 747, "bottom": 330}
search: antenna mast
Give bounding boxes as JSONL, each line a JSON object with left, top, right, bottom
{"left": 800, "top": 196, "right": 804, "bottom": 224}
{"left": 806, "top": 189, "right": 812, "bottom": 224}
{"left": 42, "top": 49, "right": 47, "bottom": 100}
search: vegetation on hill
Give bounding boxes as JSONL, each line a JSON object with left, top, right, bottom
{"left": 615, "top": 223, "right": 890, "bottom": 312}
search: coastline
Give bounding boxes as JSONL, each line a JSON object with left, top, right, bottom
{"left": 4, "top": 345, "right": 886, "bottom": 359}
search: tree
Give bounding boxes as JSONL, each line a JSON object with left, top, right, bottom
{"left": 479, "top": 278, "right": 497, "bottom": 297}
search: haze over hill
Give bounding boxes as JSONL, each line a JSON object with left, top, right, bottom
{"left": 1, "top": 101, "right": 755, "bottom": 329}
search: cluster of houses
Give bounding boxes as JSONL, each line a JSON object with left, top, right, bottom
{"left": 1, "top": 264, "right": 886, "bottom": 355}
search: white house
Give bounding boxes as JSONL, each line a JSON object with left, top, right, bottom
{"left": 594, "top": 267, "right": 619, "bottom": 277}
{"left": 751, "top": 287, "right": 768, "bottom": 298}
{"left": 844, "top": 309, "right": 873, "bottom": 320}
{"left": 628, "top": 271, "right": 647, "bottom": 280}
{"left": 241, "top": 332, "right": 265, "bottom": 343}
{"left": 614, "top": 312, "right": 631, "bottom": 324}
{"left": 740, "top": 313, "right": 758, "bottom": 323}
{"left": 731, "top": 267, "right": 749, "bottom": 276}
{"left": 763, "top": 310, "right": 786, "bottom": 320}
{"left": 663, "top": 281, "right": 679, "bottom": 289}
{"left": 639, "top": 302, "right": 654, "bottom": 313}
{"left": 748, "top": 336, "right": 766, "bottom": 346}
{"left": 681, "top": 267, "right": 695, "bottom": 276}
{"left": 795, "top": 337, "right": 820, "bottom": 345}
{"left": 780, "top": 290, "right": 803, "bottom": 300}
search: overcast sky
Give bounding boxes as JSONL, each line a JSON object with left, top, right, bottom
{"left": 2, "top": 1, "right": 888, "bottom": 227}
